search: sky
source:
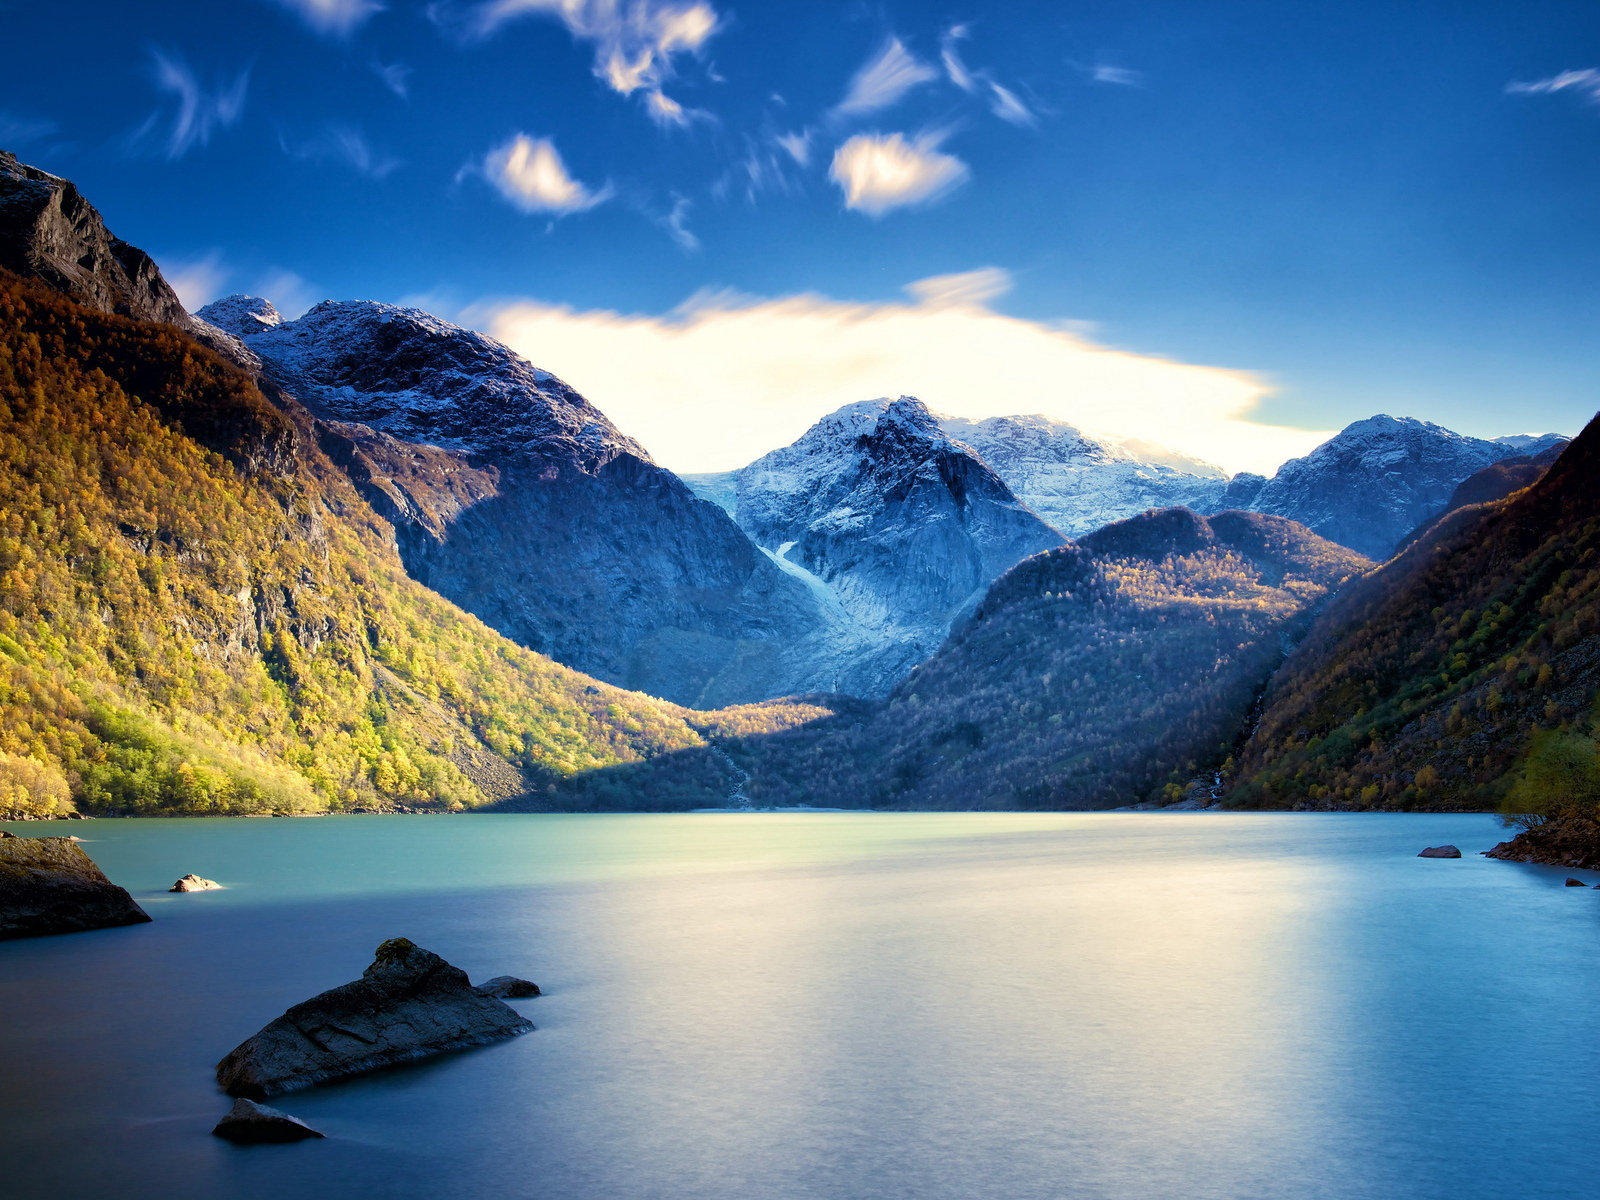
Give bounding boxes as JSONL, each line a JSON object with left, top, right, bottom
{"left": 3, "top": 0, "right": 1600, "bottom": 473}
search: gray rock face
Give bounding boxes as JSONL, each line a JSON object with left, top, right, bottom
{"left": 688, "top": 398, "right": 1063, "bottom": 696}
{"left": 198, "top": 296, "right": 835, "bottom": 707}
{"left": 0, "top": 151, "right": 254, "bottom": 369}
{"left": 1417, "top": 845, "right": 1462, "bottom": 858}
{"left": 215, "top": 938, "right": 533, "bottom": 1098}
{"left": 474, "top": 975, "right": 542, "bottom": 999}
{"left": 0, "top": 836, "right": 151, "bottom": 940}
{"left": 170, "top": 874, "right": 222, "bottom": 892}
{"left": 1246, "top": 416, "right": 1524, "bottom": 561}
{"left": 212, "top": 1098, "right": 325, "bottom": 1144}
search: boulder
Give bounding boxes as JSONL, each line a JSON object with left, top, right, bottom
{"left": 1417, "top": 845, "right": 1462, "bottom": 858}
{"left": 212, "top": 1098, "right": 324, "bottom": 1144}
{"left": 0, "top": 836, "right": 151, "bottom": 940}
{"left": 475, "top": 975, "right": 541, "bottom": 999}
{"left": 216, "top": 938, "right": 533, "bottom": 1098}
{"left": 1565, "top": 877, "right": 1587, "bottom": 887}
{"left": 170, "top": 874, "right": 223, "bottom": 892}
{"left": 0, "top": 829, "right": 14, "bottom": 838}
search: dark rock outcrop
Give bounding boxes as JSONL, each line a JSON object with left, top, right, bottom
{"left": 216, "top": 938, "right": 533, "bottom": 1097}
{"left": 1565, "top": 877, "right": 1587, "bottom": 887}
{"left": 170, "top": 874, "right": 222, "bottom": 892}
{"left": 474, "top": 975, "right": 541, "bottom": 999}
{"left": 212, "top": 1098, "right": 325, "bottom": 1144}
{"left": 0, "top": 836, "right": 151, "bottom": 940}
{"left": 1417, "top": 845, "right": 1461, "bottom": 858}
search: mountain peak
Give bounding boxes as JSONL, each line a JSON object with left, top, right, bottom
{"left": 197, "top": 294, "right": 284, "bottom": 339}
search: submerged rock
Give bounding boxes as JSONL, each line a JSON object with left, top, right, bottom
{"left": 1417, "top": 845, "right": 1462, "bottom": 859}
{"left": 212, "top": 1098, "right": 324, "bottom": 1144}
{"left": 0, "top": 836, "right": 151, "bottom": 940}
{"left": 474, "top": 975, "right": 541, "bottom": 999}
{"left": 170, "top": 874, "right": 222, "bottom": 892}
{"left": 215, "top": 938, "right": 533, "bottom": 1098}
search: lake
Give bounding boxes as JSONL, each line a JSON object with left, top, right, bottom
{"left": 1, "top": 812, "right": 1596, "bottom": 1200}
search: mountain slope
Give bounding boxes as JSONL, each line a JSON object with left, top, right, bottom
{"left": 1227, "top": 418, "right": 1600, "bottom": 816}
{"left": 1246, "top": 415, "right": 1520, "bottom": 560}
{"left": 939, "top": 414, "right": 1229, "bottom": 537}
{"left": 200, "top": 295, "right": 835, "bottom": 708}
{"left": 704, "top": 509, "right": 1368, "bottom": 811}
{"left": 687, "top": 397, "right": 1063, "bottom": 694}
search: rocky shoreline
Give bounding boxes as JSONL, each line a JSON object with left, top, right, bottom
{"left": 1483, "top": 816, "right": 1600, "bottom": 871}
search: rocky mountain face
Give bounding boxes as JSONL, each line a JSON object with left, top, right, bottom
{"left": 1227, "top": 423, "right": 1600, "bottom": 817}
{"left": 638, "top": 508, "right": 1368, "bottom": 811}
{"left": 200, "top": 296, "right": 838, "bottom": 707}
{"left": 687, "top": 398, "right": 1063, "bottom": 694}
{"left": 1243, "top": 415, "right": 1529, "bottom": 560}
{"left": 939, "top": 414, "right": 1230, "bottom": 537}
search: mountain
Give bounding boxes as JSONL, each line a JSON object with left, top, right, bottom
{"left": 1226, "top": 417, "right": 1600, "bottom": 823}
{"left": 938, "top": 414, "right": 1230, "bottom": 537}
{"left": 0, "top": 155, "right": 829, "bottom": 818}
{"left": 684, "top": 509, "right": 1367, "bottom": 811}
{"left": 1494, "top": 433, "right": 1567, "bottom": 455}
{"left": 685, "top": 397, "right": 1063, "bottom": 694}
{"left": 199, "top": 295, "right": 837, "bottom": 708}
{"left": 1245, "top": 415, "right": 1525, "bottom": 560}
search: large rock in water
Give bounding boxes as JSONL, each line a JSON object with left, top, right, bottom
{"left": 216, "top": 938, "right": 533, "bottom": 1097}
{"left": 212, "top": 1098, "right": 324, "bottom": 1144}
{"left": 0, "top": 836, "right": 151, "bottom": 940}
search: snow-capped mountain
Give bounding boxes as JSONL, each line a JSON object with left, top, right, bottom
{"left": 1244, "top": 415, "right": 1532, "bottom": 560}
{"left": 687, "top": 397, "right": 1063, "bottom": 694}
{"left": 200, "top": 295, "right": 839, "bottom": 707}
{"left": 937, "top": 414, "right": 1230, "bottom": 537}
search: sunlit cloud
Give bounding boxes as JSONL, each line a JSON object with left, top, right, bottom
{"left": 474, "top": 270, "right": 1327, "bottom": 476}
{"left": 940, "top": 25, "right": 1036, "bottom": 126}
{"left": 159, "top": 254, "right": 320, "bottom": 320}
{"left": 267, "top": 0, "right": 385, "bottom": 36}
{"left": 1507, "top": 68, "right": 1600, "bottom": 105}
{"left": 161, "top": 251, "right": 230, "bottom": 311}
{"left": 831, "top": 37, "right": 938, "bottom": 120}
{"left": 829, "top": 131, "right": 969, "bottom": 216}
{"left": 281, "top": 124, "right": 401, "bottom": 178}
{"left": 481, "top": 133, "right": 609, "bottom": 214}
{"left": 432, "top": 0, "right": 718, "bottom": 120}
{"left": 127, "top": 48, "right": 248, "bottom": 160}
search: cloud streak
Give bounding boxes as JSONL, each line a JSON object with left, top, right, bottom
{"left": 281, "top": 124, "right": 401, "bottom": 178}
{"left": 940, "top": 26, "right": 1036, "bottom": 125}
{"left": 1507, "top": 68, "right": 1600, "bottom": 105}
{"left": 482, "top": 133, "right": 609, "bottom": 214}
{"left": 129, "top": 48, "right": 249, "bottom": 160}
{"left": 829, "top": 131, "right": 969, "bottom": 216}
{"left": 831, "top": 37, "right": 938, "bottom": 120}
{"left": 267, "top": 0, "right": 385, "bottom": 36}
{"left": 476, "top": 271, "right": 1326, "bottom": 476}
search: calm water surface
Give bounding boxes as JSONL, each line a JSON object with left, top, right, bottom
{"left": 0, "top": 812, "right": 1596, "bottom": 1200}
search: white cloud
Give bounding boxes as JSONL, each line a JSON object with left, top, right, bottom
{"left": 0, "top": 111, "right": 59, "bottom": 148}
{"left": 1090, "top": 64, "right": 1143, "bottom": 87}
{"left": 267, "top": 0, "right": 384, "bottom": 36}
{"left": 1507, "top": 68, "right": 1600, "bottom": 105}
{"left": 434, "top": 0, "right": 718, "bottom": 119}
{"left": 249, "top": 268, "right": 319, "bottom": 319}
{"left": 829, "top": 131, "right": 969, "bottom": 216}
{"left": 129, "top": 48, "right": 249, "bottom": 160}
{"left": 371, "top": 59, "right": 412, "bottom": 98}
{"left": 940, "top": 25, "right": 1036, "bottom": 125}
{"left": 831, "top": 37, "right": 938, "bottom": 119}
{"left": 482, "top": 133, "right": 609, "bottom": 214}
{"left": 282, "top": 124, "right": 401, "bottom": 178}
{"left": 474, "top": 272, "right": 1327, "bottom": 476}
{"left": 161, "top": 251, "right": 230, "bottom": 311}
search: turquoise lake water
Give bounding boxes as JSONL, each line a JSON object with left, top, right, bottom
{"left": 0, "top": 812, "right": 1596, "bottom": 1200}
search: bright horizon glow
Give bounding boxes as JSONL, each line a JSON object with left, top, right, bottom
{"left": 477, "top": 268, "right": 1330, "bottom": 476}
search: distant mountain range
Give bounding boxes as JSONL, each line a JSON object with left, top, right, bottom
{"left": 0, "top": 146, "right": 1589, "bottom": 823}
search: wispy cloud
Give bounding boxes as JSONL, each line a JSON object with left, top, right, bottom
{"left": 432, "top": 0, "right": 718, "bottom": 121}
{"left": 371, "top": 59, "right": 412, "bottom": 98}
{"left": 281, "top": 124, "right": 401, "bottom": 178}
{"left": 477, "top": 272, "right": 1324, "bottom": 476}
{"left": 940, "top": 26, "right": 1037, "bottom": 126}
{"left": 642, "top": 87, "right": 715, "bottom": 129}
{"left": 481, "top": 133, "right": 609, "bottom": 214}
{"left": 161, "top": 251, "right": 230, "bottom": 311}
{"left": 1507, "top": 68, "right": 1600, "bottom": 105}
{"left": 266, "top": 0, "right": 385, "bottom": 37}
{"left": 127, "top": 48, "right": 249, "bottom": 160}
{"left": 1090, "top": 64, "right": 1143, "bottom": 87}
{"left": 0, "top": 111, "right": 59, "bottom": 148}
{"left": 160, "top": 254, "right": 320, "bottom": 320}
{"left": 656, "top": 192, "right": 699, "bottom": 250}
{"left": 829, "top": 131, "right": 969, "bottom": 216}
{"left": 831, "top": 37, "right": 938, "bottom": 120}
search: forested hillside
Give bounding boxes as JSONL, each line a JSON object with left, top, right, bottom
{"left": 1227, "top": 418, "right": 1600, "bottom": 815}
{"left": 0, "top": 272, "right": 823, "bottom": 817}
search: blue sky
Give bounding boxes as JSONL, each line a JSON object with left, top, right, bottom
{"left": 3, "top": 0, "right": 1600, "bottom": 472}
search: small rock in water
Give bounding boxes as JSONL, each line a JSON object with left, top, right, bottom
{"left": 1417, "top": 845, "right": 1462, "bottom": 858}
{"left": 1565, "top": 877, "right": 1587, "bottom": 887}
{"left": 212, "top": 1098, "right": 324, "bottom": 1144}
{"left": 170, "top": 874, "right": 222, "bottom": 892}
{"left": 0, "top": 830, "right": 13, "bottom": 838}
{"left": 475, "top": 975, "right": 541, "bottom": 999}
